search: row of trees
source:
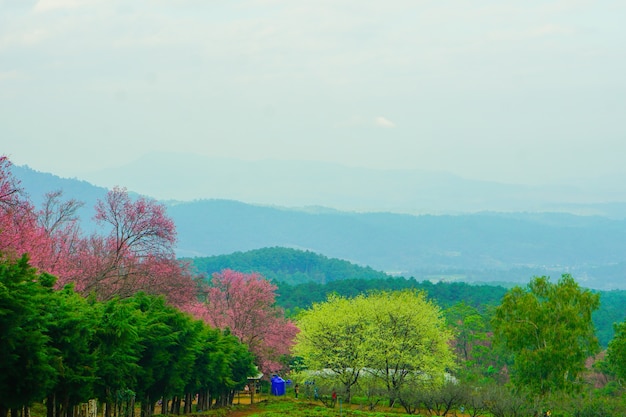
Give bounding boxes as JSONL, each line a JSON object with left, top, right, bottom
{"left": 0, "top": 155, "right": 299, "bottom": 416}
{"left": 275, "top": 277, "right": 508, "bottom": 315}
{"left": 0, "top": 255, "right": 256, "bottom": 417}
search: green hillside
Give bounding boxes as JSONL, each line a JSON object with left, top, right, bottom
{"left": 189, "top": 246, "right": 626, "bottom": 347}
{"left": 188, "top": 246, "right": 390, "bottom": 285}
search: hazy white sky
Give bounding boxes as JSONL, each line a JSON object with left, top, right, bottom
{"left": 1, "top": 0, "right": 625, "bottom": 186}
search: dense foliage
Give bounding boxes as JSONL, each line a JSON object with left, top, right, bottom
{"left": 275, "top": 277, "right": 507, "bottom": 313}
{"left": 493, "top": 275, "right": 600, "bottom": 395}
{"left": 184, "top": 269, "right": 299, "bottom": 376}
{"left": 191, "top": 246, "right": 626, "bottom": 347}
{"left": 0, "top": 255, "right": 255, "bottom": 417}
{"left": 294, "top": 291, "right": 455, "bottom": 410}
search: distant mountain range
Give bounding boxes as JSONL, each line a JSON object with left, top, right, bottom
{"left": 76, "top": 152, "right": 626, "bottom": 216}
{"left": 11, "top": 162, "right": 626, "bottom": 290}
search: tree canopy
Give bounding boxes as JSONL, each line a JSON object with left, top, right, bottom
{"left": 185, "top": 269, "right": 298, "bottom": 376}
{"left": 294, "top": 290, "right": 455, "bottom": 404}
{"left": 492, "top": 274, "right": 600, "bottom": 395}
{"left": 189, "top": 246, "right": 390, "bottom": 285}
{"left": 0, "top": 254, "right": 257, "bottom": 417}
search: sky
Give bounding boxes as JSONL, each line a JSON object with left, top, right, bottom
{"left": 1, "top": 0, "right": 626, "bottom": 189}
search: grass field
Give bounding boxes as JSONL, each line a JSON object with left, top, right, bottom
{"left": 226, "top": 396, "right": 421, "bottom": 417}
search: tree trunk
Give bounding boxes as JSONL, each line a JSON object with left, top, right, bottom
{"left": 206, "top": 391, "right": 213, "bottom": 411}
{"left": 66, "top": 401, "right": 74, "bottom": 417}
{"left": 197, "top": 390, "right": 208, "bottom": 412}
{"left": 140, "top": 398, "right": 151, "bottom": 417}
{"left": 46, "top": 395, "right": 55, "bottom": 417}
{"left": 172, "top": 397, "right": 181, "bottom": 415}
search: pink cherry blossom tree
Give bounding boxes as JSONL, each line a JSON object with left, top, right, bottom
{"left": 1, "top": 156, "right": 197, "bottom": 306}
{"left": 187, "top": 269, "right": 299, "bottom": 376}
{"left": 66, "top": 186, "right": 197, "bottom": 306}
{"left": 0, "top": 157, "right": 65, "bottom": 275}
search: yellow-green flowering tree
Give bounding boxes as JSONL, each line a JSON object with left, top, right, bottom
{"left": 294, "top": 291, "right": 455, "bottom": 405}
{"left": 361, "top": 291, "right": 455, "bottom": 407}
{"left": 294, "top": 294, "right": 369, "bottom": 401}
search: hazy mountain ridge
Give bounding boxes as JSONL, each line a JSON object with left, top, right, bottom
{"left": 10, "top": 163, "right": 626, "bottom": 290}
{"left": 168, "top": 199, "right": 626, "bottom": 289}
{"left": 77, "top": 152, "right": 626, "bottom": 216}
{"left": 11, "top": 164, "right": 108, "bottom": 233}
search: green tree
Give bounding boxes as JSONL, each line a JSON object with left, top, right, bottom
{"left": 294, "top": 294, "right": 369, "bottom": 401}
{"left": 215, "top": 329, "right": 256, "bottom": 407}
{"left": 158, "top": 313, "right": 203, "bottom": 415}
{"left": 294, "top": 291, "right": 455, "bottom": 405}
{"left": 0, "top": 255, "right": 57, "bottom": 417}
{"left": 362, "top": 291, "right": 455, "bottom": 409}
{"left": 605, "top": 320, "right": 626, "bottom": 383}
{"left": 190, "top": 327, "right": 229, "bottom": 411}
{"left": 446, "top": 302, "right": 488, "bottom": 364}
{"left": 445, "top": 303, "right": 507, "bottom": 382}
{"left": 44, "top": 284, "right": 99, "bottom": 417}
{"left": 492, "top": 274, "right": 600, "bottom": 395}
{"left": 131, "top": 293, "right": 184, "bottom": 417}
{"left": 91, "top": 297, "right": 142, "bottom": 417}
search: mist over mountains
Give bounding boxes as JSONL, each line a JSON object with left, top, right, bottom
{"left": 11, "top": 160, "right": 626, "bottom": 290}
{"left": 76, "top": 152, "right": 626, "bottom": 216}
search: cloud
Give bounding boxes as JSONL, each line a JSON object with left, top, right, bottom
{"left": 0, "top": 70, "right": 22, "bottom": 81}
{"left": 488, "top": 23, "right": 576, "bottom": 43}
{"left": 334, "top": 116, "right": 397, "bottom": 129}
{"left": 33, "top": 0, "right": 94, "bottom": 13}
{"left": 529, "top": 23, "right": 574, "bottom": 37}
{"left": 374, "top": 116, "right": 395, "bottom": 128}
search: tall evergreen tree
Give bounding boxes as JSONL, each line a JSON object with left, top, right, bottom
{"left": 0, "top": 255, "right": 57, "bottom": 417}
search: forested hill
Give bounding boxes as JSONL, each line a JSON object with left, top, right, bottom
{"left": 188, "top": 247, "right": 506, "bottom": 308}
{"left": 190, "top": 246, "right": 626, "bottom": 347}
{"left": 170, "top": 199, "right": 626, "bottom": 290}
{"left": 188, "top": 247, "right": 390, "bottom": 285}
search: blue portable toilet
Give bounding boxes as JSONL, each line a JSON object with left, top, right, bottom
{"left": 270, "top": 375, "right": 286, "bottom": 396}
